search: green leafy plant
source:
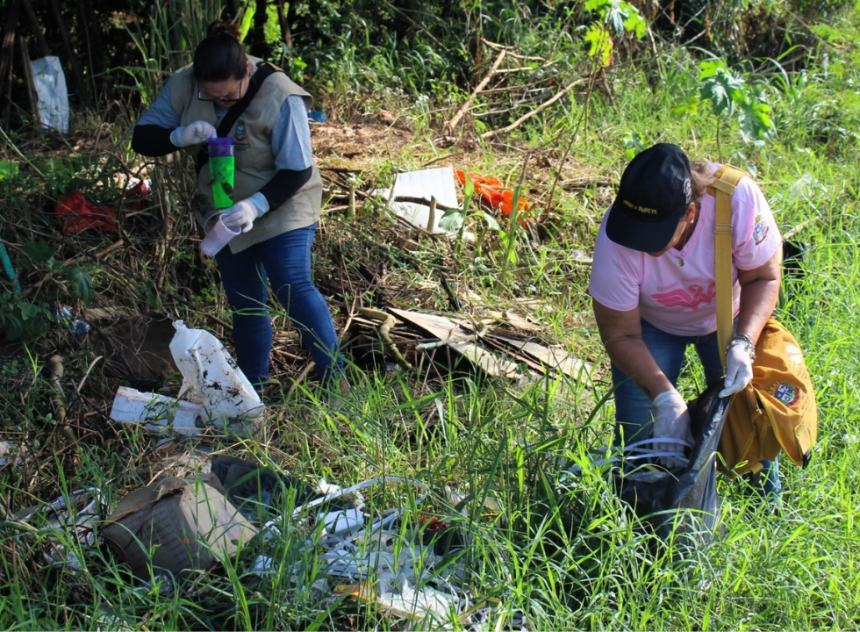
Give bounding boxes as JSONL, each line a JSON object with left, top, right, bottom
{"left": 622, "top": 130, "right": 645, "bottom": 160}
{"left": 440, "top": 173, "right": 501, "bottom": 259}
{"left": 583, "top": 0, "right": 648, "bottom": 66}
{"left": 674, "top": 58, "right": 775, "bottom": 158}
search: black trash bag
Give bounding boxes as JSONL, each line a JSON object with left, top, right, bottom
{"left": 615, "top": 381, "right": 729, "bottom": 548}
{"left": 211, "top": 455, "right": 316, "bottom": 520}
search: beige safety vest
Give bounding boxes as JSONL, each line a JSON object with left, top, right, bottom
{"left": 170, "top": 56, "right": 322, "bottom": 253}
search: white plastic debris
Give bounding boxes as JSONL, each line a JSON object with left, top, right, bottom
{"left": 30, "top": 57, "right": 69, "bottom": 133}
{"left": 109, "top": 386, "right": 205, "bottom": 436}
{"left": 376, "top": 167, "right": 459, "bottom": 233}
{"left": 169, "top": 320, "right": 263, "bottom": 424}
{"left": 321, "top": 508, "right": 365, "bottom": 536}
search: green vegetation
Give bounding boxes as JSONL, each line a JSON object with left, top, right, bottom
{"left": 1, "top": 1, "right": 860, "bottom": 630}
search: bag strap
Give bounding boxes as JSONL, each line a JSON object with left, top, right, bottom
{"left": 709, "top": 164, "right": 749, "bottom": 369}
{"left": 195, "top": 61, "right": 283, "bottom": 175}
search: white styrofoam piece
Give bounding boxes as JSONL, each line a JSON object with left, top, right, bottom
{"left": 383, "top": 167, "right": 458, "bottom": 233}
{"left": 109, "top": 386, "right": 205, "bottom": 436}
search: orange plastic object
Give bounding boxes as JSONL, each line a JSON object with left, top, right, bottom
{"left": 55, "top": 191, "right": 118, "bottom": 235}
{"left": 456, "top": 170, "right": 531, "bottom": 219}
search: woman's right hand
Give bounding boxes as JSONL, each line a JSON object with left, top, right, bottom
{"left": 171, "top": 121, "right": 217, "bottom": 147}
{"left": 652, "top": 389, "right": 693, "bottom": 468}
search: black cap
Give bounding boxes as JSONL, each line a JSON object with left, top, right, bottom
{"left": 606, "top": 143, "right": 693, "bottom": 252}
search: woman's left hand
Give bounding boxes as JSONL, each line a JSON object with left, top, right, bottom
{"left": 222, "top": 195, "right": 267, "bottom": 233}
{"left": 720, "top": 345, "right": 754, "bottom": 396}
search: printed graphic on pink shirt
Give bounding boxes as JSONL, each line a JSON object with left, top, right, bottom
{"left": 650, "top": 282, "right": 716, "bottom": 310}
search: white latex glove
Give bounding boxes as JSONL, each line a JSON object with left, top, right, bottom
{"left": 221, "top": 193, "right": 269, "bottom": 233}
{"left": 652, "top": 389, "right": 693, "bottom": 469}
{"left": 720, "top": 344, "right": 754, "bottom": 397}
{"left": 170, "top": 120, "right": 217, "bottom": 147}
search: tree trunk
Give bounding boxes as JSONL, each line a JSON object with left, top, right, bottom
{"left": 77, "top": 0, "right": 106, "bottom": 100}
{"left": 47, "top": 0, "right": 91, "bottom": 108}
{"left": 0, "top": 0, "right": 21, "bottom": 125}
{"left": 276, "top": 0, "right": 291, "bottom": 49}
{"left": 20, "top": 0, "right": 51, "bottom": 59}
{"left": 17, "top": 35, "right": 40, "bottom": 125}
{"left": 250, "top": 0, "right": 268, "bottom": 58}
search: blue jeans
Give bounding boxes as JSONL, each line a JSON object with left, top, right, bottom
{"left": 611, "top": 318, "right": 781, "bottom": 499}
{"left": 215, "top": 223, "right": 342, "bottom": 386}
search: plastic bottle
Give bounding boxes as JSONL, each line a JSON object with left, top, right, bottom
{"left": 169, "top": 321, "right": 263, "bottom": 425}
{"left": 208, "top": 138, "right": 235, "bottom": 209}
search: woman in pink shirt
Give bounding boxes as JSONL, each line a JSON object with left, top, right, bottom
{"left": 589, "top": 143, "right": 783, "bottom": 498}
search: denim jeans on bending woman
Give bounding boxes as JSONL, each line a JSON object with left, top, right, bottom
{"left": 611, "top": 318, "right": 781, "bottom": 500}
{"left": 215, "top": 222, "right": 342, "bottom": 387}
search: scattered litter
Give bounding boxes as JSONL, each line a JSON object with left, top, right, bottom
{"left": 15, "top": 488, "right": 105, "bottom": 568}
{"left": 456, "top": 170, "right": 532, "bottom": 221}
{"left": 308, "top": 110, "right": 327, "bottom": 123}
{"left": 0, "top": 441, "right": 27, "bottom": 468}
{"left": 485, "top": 334, "right": 592, "bottom": 383}
{"left": 109, "top": 386, "right": 205, "bottom": 436}
{"left": 259, "top": 476, "right": 475, "bottom": 623}
{"left": 377, "top": 167, "right": 459, "bottom": 233}
{"left": 52, "top": 305, "right": 92, "bottom": 337}
{"left": 0, "top": 227, "right": 22, "bottom": 295}
{"left": 169, "top": 320, "right": 264, "bottom": 427}
{"left": 390, "top": 308, "right": 518, "bottom": 378}
{"left": 55, "top": 191, "right": 118, "bottom": 235}
{"left": 210, "top": 454, "right": 316, "bottom": 519}
{"left": 125, "top": 177, "right": 151, "bottom": 211}
{"left": 101, "top": 475, "right": 257, "bottom": 580}
{"left": 321, "top": 508, "right": 365, "bottom": 536}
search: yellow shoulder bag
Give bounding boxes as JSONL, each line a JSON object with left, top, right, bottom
{"left": 711, "top": 165, "right": 818, "bottom": 476}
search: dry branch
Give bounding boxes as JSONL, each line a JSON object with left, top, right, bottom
{"left": 481, "top": 78, "right": 585, "bottom": 140}
{"left": 445, "top": 49, "right": 506, "bottom": 134}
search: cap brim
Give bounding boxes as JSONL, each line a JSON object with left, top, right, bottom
{"left": 605, "top": 202, "right": 680, "bottom": 253}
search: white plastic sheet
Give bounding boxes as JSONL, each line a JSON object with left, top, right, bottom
{"left": 377, "top": 167, "right": 459, "bottom": 233}
{"left": 30, "top": 56, "right": 69, "bottom": 133}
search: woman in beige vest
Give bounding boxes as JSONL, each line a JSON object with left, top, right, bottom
{"left": 132, "top": 22, "right": 342, "bottom": 392}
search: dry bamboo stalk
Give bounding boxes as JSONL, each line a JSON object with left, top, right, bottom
{"left": 359, "top": 308, "right": 412, "bottom": 371}
{"left": 48, "top": 355, "right": 78, "bottom": 449}
{"left": 427, "top": 196, "right": 437, "bottom": 232}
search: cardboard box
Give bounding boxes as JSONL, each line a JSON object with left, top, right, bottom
{"left": 100, "top": 475, "right": 257, "bottom": 580}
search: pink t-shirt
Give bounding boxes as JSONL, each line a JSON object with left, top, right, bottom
{"left": 588, "top": 167, "right": 782, "bottom": 336}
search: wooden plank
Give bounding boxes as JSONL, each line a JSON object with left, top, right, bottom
{"left": 487, "top": 334, "right": 592, "bottom": 382}
{"left": 390, "top": 308, "right": 518, "bottom": 378}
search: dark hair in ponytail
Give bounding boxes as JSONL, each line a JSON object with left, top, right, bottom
{"left": 193, "top": 21, "right": 248, "bottom": 83}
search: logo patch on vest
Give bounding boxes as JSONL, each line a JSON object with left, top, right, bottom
{"left": 753, "top": 215, "right": 769, "bottom": 245}
{"left": 235, "top": 122, "right": 247, "bottom": 142}
{"left": 771, "top": 382, "right": 799, "bottom": 406}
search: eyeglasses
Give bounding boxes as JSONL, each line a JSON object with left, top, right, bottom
{"left": 197, "top": 86, "right": 243, "bottom": 102}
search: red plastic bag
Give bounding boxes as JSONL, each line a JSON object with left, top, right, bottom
{"left": 55, "top": 191, "right": 118, "bottom": 235}
{"left": 455, "top": 170, "right": 531, "bottom": 219}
